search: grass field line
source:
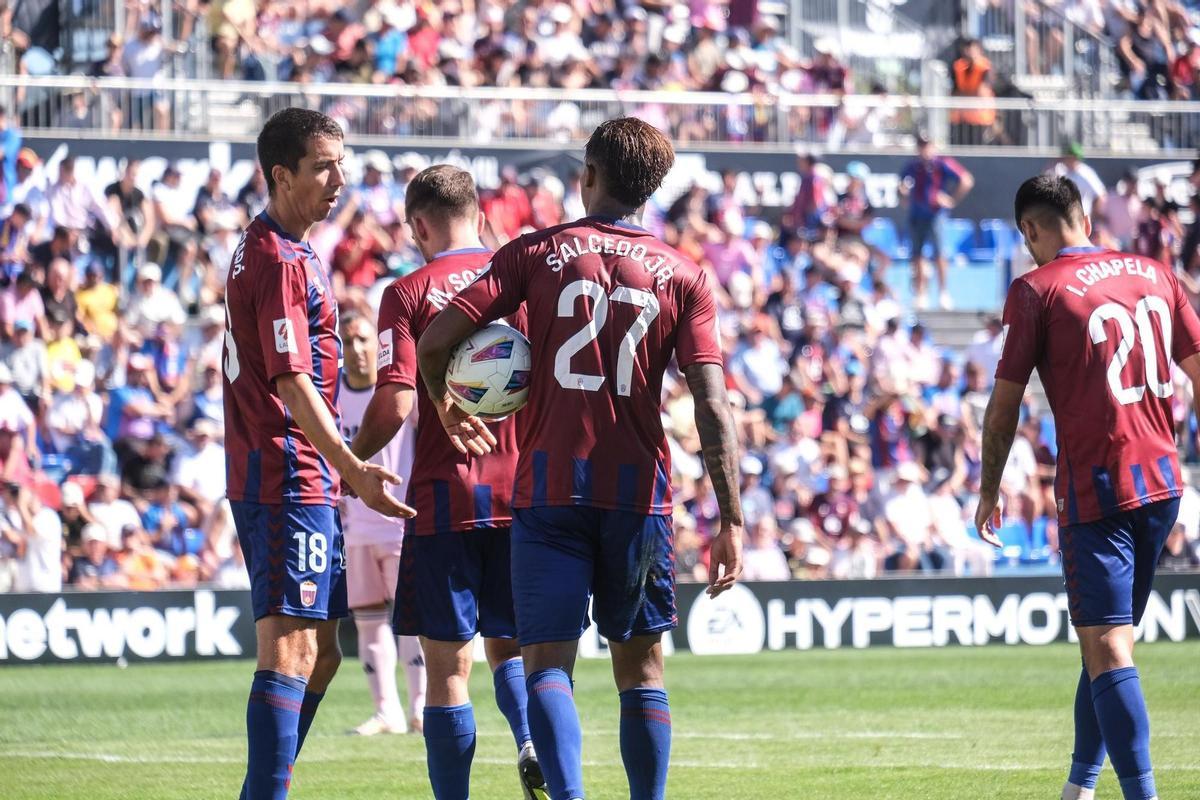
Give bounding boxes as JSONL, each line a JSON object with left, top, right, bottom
{"left": 473, "top": 729, "right": 962, "bottom": 741}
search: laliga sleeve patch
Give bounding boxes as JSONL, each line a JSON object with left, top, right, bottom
{"left": 378, "top": 328, "right": 394, "bottom": 368}
{"left": 274, "top": 318, "right": 298, "bottom": 354}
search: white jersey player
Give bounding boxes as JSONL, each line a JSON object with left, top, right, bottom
{"left": 339, "top": 310, "right": 427, "bottom": 735}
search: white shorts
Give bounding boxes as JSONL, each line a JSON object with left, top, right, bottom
{"left": 347, "top": 541, "right": 404, "bottom": 609}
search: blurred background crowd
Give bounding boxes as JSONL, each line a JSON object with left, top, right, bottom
{"left": 1, "top": 126, "right": 1200, "bottom": 594}
{"left": 2, "top": 0, "right": 1200, "bottom": 593}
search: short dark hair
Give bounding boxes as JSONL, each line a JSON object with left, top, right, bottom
{"left": 257, "top": 108, "right": 344, "bottom": 195}
{"left": 338, "top": 308, "right": 373, "bottom": 332}
{"left": 404, "top": 165, "right": 479, "bottom": 222}
{"left": 584, "top": 117, "right": 675, "bottom": 209}
{"left": 1014, "top": 174, "right": 1084, "bottom": 227}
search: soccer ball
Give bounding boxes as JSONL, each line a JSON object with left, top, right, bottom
{"left": 445, "top": 322, "right": 531, "bottom": 419}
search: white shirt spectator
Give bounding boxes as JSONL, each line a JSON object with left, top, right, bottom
{"left": 0, "top": 384, "right": 34, "bottom": 433}
{"left": 173, "top": 440, "right": 227, "bottom": 503}
{"left": 966, "top": 326, "right": 1004, "bottom": 381}
{"left": 731, "top": 335, "right": 787, "bottom": 397}
{"left": 1104, "top": 189, "right": 1142, "bottom": 249}
{"left": 9, "top": 505, "right": 62, "bottom": 593}
{"left": 126, "top": 283, "right": 186, "bottom": 333}
{"left": 47, "top": 179, "right": 115, "bottom": 233}
{"left": 884, "top": 480, "right": 933, "bottom": 549}
{"left": 1001, "top": 435, "right": 1038, "bottom": 495}
{"left": 122, "top": 36, "right": 165, "bottom": 79}
{"left": 1053, "top": 160, "right": 1107, "bottom": 216}
{"left": 47, "top": 390, "right": 103, "bottom": 453}
{"left": 90, "top": 495, "right": 142, "bottom": 549}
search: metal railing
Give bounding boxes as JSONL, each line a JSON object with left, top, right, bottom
{"left": 790, "top": 0, "right": 931, "bottom": 93}
{"left": 3, "top": 75, "right": 1199, "bottom": 156}
{"left": 966, "top": 0, "right": 1116, "bottom": 97}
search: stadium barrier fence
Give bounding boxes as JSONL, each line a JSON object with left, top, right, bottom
{"left": 2, "top": 574, "right": 1197, "bottom": 665}
{"left": 3, "top": 75, "right": 1200, "bottom": 155}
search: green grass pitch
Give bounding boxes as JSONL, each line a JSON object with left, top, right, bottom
{"left": 1, "top": 643, "right": 1198, "bottom": 799}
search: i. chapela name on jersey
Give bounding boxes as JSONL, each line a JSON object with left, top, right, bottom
{"left": 546, "top": 235, "right": 677, "bottom": 289}
{"left": 1066, "top": 256, "right": 1157, "bottom": 297}
{"left": 428, "top": 265, "right": 490, "bottom": 310}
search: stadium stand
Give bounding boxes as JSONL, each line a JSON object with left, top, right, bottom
{"left": 1, "top": 0, "right": 1199, "bottom": 594}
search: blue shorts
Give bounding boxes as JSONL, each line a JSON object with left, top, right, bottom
{"left": 231, "top": 501, "right": 348, "bottom": 622}
{"left": 511, "top": 506, "right": 676, "bottom": 646}
{"left": 393, "top": 527, "right": 517, "bottom": 641}
{"left": 1060, "top": 497, "right": 1179, "bottom": 628}
{"left": 909, "top": 214, "right": 946, "bottom": 260}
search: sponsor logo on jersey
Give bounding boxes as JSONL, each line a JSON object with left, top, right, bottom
{"left": 274, "top": 318, "right": 297, "bottom": 354}
{"left": 300, "top": 581, "right": 318, "bottom": 608}
{"left": 378, "top": 329, "right": 394, "bottom": 368}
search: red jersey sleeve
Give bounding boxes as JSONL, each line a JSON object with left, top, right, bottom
{"left": 256, "top": 261, "right": 313, "bottom": 381}
{"left": 449, "top": 241, "right": 528, "bottom": 325}
{"left": 995, "top": 277, "right": 1044, "bottom": 384}
{"left": 675, "top": 268, "right": 724, "bottom": 368}
{"left": 1171, "top": 273, "right": 1200, "bottom": 364}
{"left": 376, "top": 280, "right": 419, "bottom": 389}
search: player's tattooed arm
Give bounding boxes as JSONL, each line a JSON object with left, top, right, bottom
{"left": 686, "top": 362, "right": 744, "bottom": 596}
{"left": 975, "top": 378, "right": 1025, "bottom": 545}
{"left": 684, "top": 363, "right": 744, "bottom": 527}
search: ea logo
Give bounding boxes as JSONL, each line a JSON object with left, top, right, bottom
{"left": 686, "top": 583, "right": 765, "bottom": 655}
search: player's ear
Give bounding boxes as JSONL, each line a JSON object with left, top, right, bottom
{"left": 476, "top": 210, "right": 487, "bottom": 237}
{"left": 1082, "top": 214, "right": 1093, "bottom": 239}
{"left": 412, "top": 215, "right": 428, "bottom": 244}
{"left": 271, "top": 164, "right": 290, "bottom": 194}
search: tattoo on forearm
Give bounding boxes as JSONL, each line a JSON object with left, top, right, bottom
{"left": 979, "top": 399, "right": 1018, "bottom": 499}
{"left": 685, "top": 363, "right": 744, "bottom": 527}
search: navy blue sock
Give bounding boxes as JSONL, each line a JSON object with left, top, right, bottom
{"left": 619, "top": 688, "right": 672, "bottom": 800}
{"left": 294, "top": 691, "right": 325, "bottom": 759}
{"left": 493, "top": 657, "right": 532, "bottom": 750}
{"left": 527, "top": 668, "right": 585, "bottom": 800}
{"left": 1069, "top": 668, "right": 1106, "bottom": 790}
{"left": 244, "top": 670, "right": 306, "bottom": 800}
{"left": 1091, "top": 667, "right": 1156, "bottom": 800}
{"left": 423, "top": 704, "right": 477, "bottom": 800}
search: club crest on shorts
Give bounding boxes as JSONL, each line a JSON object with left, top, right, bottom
{"left": 300, "top": 580, "right": 318, "bottom": 608}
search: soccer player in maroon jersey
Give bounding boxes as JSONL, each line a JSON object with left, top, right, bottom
{"left": 223, "top": 108, "right": 412, "bottom": 800}
{"left": 977, "top": 175, "right": 1200, "bottom": 800}
{"left": 417, "top": 118, "right": 745, "bottom": 800}
{"left": 350, "top": 165, "right": 548, "bottom": 800}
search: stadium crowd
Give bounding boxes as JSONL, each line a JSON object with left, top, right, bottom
{"left": 1, "top": 133, "right": 1200, "bottom": 594}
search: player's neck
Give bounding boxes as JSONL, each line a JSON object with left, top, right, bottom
{"left": 424, "top": 229, "right": 484, "bottom": 261}
{"left": 584, "top": 198, "right": 641, "bottom": 226}
{"left": 264, "top": 199, "right": 311, "bottom": 242}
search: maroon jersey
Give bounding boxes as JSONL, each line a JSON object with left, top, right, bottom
{"left": 376, "top": 248, "right": 520, "bottom": 535}
{"left": 450, "top": 216, "right": 723, "bottom": 514}
{"left": 223, "top": 213, "right": 343, "bottom": 506}
{"left": 996, "top": 246, "right": 1200, "bottom": 525}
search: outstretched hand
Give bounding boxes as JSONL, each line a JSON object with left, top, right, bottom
{"left": 345, "top": 462, "right": 416, "bottom": 518}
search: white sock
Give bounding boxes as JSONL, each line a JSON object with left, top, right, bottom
{"left": 398, "top": 634, "right": 427, "bottom": 719}
{"left": 1061, "top": 782, "right": 1095, "bottom": 800}
{"left": 354, "top": 608, "right": 402, "bottom": 721}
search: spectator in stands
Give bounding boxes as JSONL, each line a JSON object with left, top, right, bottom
{"left": 118, "top": 524, "right": 171, "bottom": 589}
{"left": 1158, "top": 523, "right": 1200, "bottom": 570}
{"left": 1, "top": 484, "right": 62, "bottom": 592}
{"left": 1102, "top": 170, "right": 1142, "bottom": 251}
{"left": 88, "top": 473, "right": 141, "bottom": 547}
{"left": 57, "top": 481, "right": 96, "bottom": 554}
{"left": 171, "top": 417, "right": 225, "bottom": 518}
{"left": 46, "top": 155, "right": 120, "bottom": 255}
{"left": 899, "top": 136, "right": 974, "bottom": 310}
{"left": 125, "top": 262, "right": 185, "bottom": 335}
{"left": 28, "top": 225, "right": 82, "bottom": 276}
{"left": 0, "top": 203, "right": 31, "bottom": 281}
{"left": 6, "top": 149, "right": 47, "bottom": 239}
{"left": 783, "top": 154, "right": 830, "bottom": 236}
{"left": 0, "top": 106, "right": 20, "bottom": 207}
{"left": 1119, "top": 6, "right": 1174, "bottom": 99}
{"left": 332, "top": 209, "right": 391, "bottom": 293}
{"left": 966, "top": 314, "right": 1004, "bottom": 381}
{"left": 69, "top": 522, "right": 124, "bottom": 587}
{"left": 950, "top": 38, "right": 996, "bottom": 146}
{"left": 40, "top": 257, "right": 77, "bottom": 328}
{"left": 1052, "top": 142, "right": 1107, "bottom": 219}
{"left": 741, "top": 516, "right": 792, "bottom": 581}
{"left": 883, "top": 461, "right": 941, "bottom": 572}
{"left": 1170, "top": 32, "right": 1200, "bottom": 99}
{"left": 75, "top": 261, "right": 119, "bottom": 338}
{"left": 193, "top": 168, "right": 239, "bottom": 236}
{"left": 123, "top": 16, "right": 173, "bottom": 129}
{"left": 5, "top": 317, "right": 49, "bottom": 412}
